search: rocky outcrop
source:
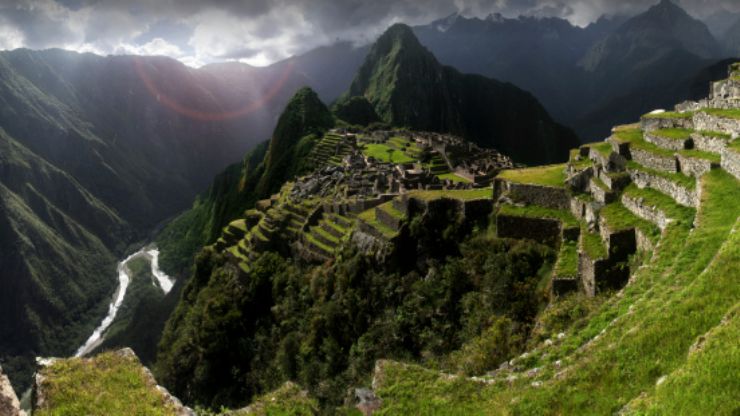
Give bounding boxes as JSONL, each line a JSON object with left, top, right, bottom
{"left": 0, "top": 365, "right": 23, "bottom": 416}
{"left": 33, "top": 349, "right": 194, "bottom": 416}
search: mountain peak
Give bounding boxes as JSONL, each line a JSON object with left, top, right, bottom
{"left": 376, "top": 23, "right": 423, "bottom": 50}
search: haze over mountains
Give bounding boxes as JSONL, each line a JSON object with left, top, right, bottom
{"left": 0, "top": 0, "right": 737, "bottom": 401}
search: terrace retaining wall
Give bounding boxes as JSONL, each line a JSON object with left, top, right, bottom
{"left": 721, "top": 148, "right": 740, "bottom": 181}
{"left": 628, "top": 169, "right": 699, "bottom": 207}
{"left": 693, "top": 112, "right": 740, "bottom": 136}
{"left": 496, "top": 215, "right": 561, "bottom": 247}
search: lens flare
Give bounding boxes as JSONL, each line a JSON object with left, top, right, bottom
{"left": 133, "top": 57, "right": 295, "bottom": 122}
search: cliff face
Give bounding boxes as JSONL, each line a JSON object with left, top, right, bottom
{"left": 342, "top": 24, "right": 580, "bottom": 165}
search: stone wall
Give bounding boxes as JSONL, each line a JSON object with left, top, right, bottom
{"left": 589, "top": 178, "right": 617, "bottom": 204}
{"left": 502, "top": 182, "right": 570, "bottom": 210}
{"left": 640, "top": 116, "right": 693, "bottom": 132}
{"left": 598, "top": 220, "right": 636, "bottom": 262}
{"left": 635, "top": 227, "right": 655, "bottom": 253}
{"left": 711, "top": 78, "right": 740, "bottom": 101}
{"left": 630, "top": 148, "right": 679, "bottom": 173}
{"left": 676, "top": 154, "right": 717, "bottom": 178}
{"left": 644, "top": 131, "right": 689, "bottom": 150}
{"left": 566, "top": 166, "right": 593, "bottom": 193}
{"left": 628, "top": 169, "right": 699, "bottom": 207}
{"left": 0, "top": 366, "right": 23, "bottom": 416}
{"left": 691, "top": 132, "right": 730, "bottom": 154}
{"left": 375, "top": 206, "right": 402, "bottom": 230}
{"left": 621, "top": 193, "right": 671, "bottom": 230}
{"left": 496, "top": 215, "right": 561, "bottom": 247}
{"left": 598, "top": 170, "right": 631, "bottom": 191}
{"left": 569, "top": 196, "right": 601, "bottom": 225}
{"left": 721, "top": 148, "right": 740, "bottom": 181}
{"left": 579, "top": 253, "right": 630, "bottom": 297}
{"left": 693, "top": 112, "right": 740, "bottom": 136}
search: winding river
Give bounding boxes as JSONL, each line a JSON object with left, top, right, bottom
{"left": 74, "top": 246, "right": 175, "bottom": 357}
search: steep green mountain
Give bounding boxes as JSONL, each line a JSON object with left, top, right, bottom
{"left": 156, "top": 87, "right": 333, "bottom": 275}
{"left": 0, "top": 128, "right": 123, "bottom": 389}
{"left": 0, "top": 48, "right": 319, "bottom": 390}
{"left": 337, "top": 24, "right": 579, "bottom": 165}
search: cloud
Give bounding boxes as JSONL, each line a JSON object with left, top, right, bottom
{"left": 0, "top": 0, "right": 738, "bottom": 67}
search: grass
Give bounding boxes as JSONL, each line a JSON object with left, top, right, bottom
{"left": 305, "top": 232, "right": 335, "bottom": 253}
{"left": 589, "top": 142, "right": 613, "bottom": 159}
{"left": 649, "top": 128, "right": 692, "bottom": 141}
{"left": 677, "top": 148, "right": 721, "bottom": 164}
{"left": 373, "top": 169, "right": 740, "bottom": 415}
{"left": 228, "top": 219, "right": 247, "bottom": 232}
{"left": 696, "top": 130, "right": 731, "bottom": 140}
{"left": 357, "top": 209, "right": 398, "bottom": 239}
{"left": 377, "top": 201, "right": 405, "bottom": 219}
{"left": 702, "top": 108, "right": 740, "bottom": 120}
{"left": 611, "top": 125, "right": 643, "bottom": 143}
{"left": 362, "top": 143, "right": 416, "bottom": 164}
{"left": 498, "top": 204, "right": 578, "bottom": 228}
{"left": 580, "top": 225, "right": 607, "bottom": 260}
{"left": 407, "top": 188, "right": 492, "bottom": 201}
{"left": 554, "top": 240, "right": 578, "bottom": 277}
{"left": 34, "top": 351, "right": 177, "bottom": 415}
{"left": 437, "top": 173, "right": 473, "bottom": 183}
{"left": 600, "top": 202, "right": 661, "bottom": 241}
{"left": 497, "top": 164, "right": 566, "bottom": 188}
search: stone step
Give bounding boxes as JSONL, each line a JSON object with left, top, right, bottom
{"left": 644, "top": 128, "right": 693, "bottom": 151}
{"left": 640, "top": 112, "right": 694, "bottom": 132}
{"left": 693, "top": 110, "right": 740, "bottom": 137}
{"left": 332, "top": 214, "right": 353, "bottom": 228}
{"left": 589, "top": 177, "right": 617, "bottom": 204}
{"left": 321, "top": 220, "right": 346, "bottom": 239}
{"left": 310, "top": 226, "right": 339, "bottom": 248}
{"left": 621, "top": 184, "right": 695, "bottom": 230}
{"left": 625, "top": 161, "right": 698, "bottom": 208}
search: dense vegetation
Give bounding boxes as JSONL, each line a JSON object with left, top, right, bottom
{"left": 155, "top": 206, "right": 554, "bottom": 410}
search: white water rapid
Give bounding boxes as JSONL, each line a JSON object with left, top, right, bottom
{"left": 74, "top": 246, "right": 174, "bottom": 357}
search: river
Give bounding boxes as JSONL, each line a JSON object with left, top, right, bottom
{"left": 74, "top": 246, "right": 175, "bottom": 357}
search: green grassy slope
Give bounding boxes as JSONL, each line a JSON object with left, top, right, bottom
{"left": 374, "top": 169, "right": 740, "bottom": 415}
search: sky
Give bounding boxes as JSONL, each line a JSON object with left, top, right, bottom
{"left": 0, "top": 0, "right": 738, "bottom": 68}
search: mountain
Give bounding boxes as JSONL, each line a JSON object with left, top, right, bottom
{"left": 580, "top": 0, "right": 722, "bottom": 73}
{"left": 573, "top": 0, "right": 729, "bottom": 138}
{"left": 149, "top": 60, "right": 740, "bottom": 413}
{"left": 412, "top": 13, "right": 620, "bottom": 122}
{"left": 155, "top": 87, "right": 333, "bottom": 275}
{"left": 411, "top": 1, "right": 732, "bottom": 140}
{"left": 721, "top": 18, "right": 740, "bottom": 56}
{"left": 340, "top": 23, "right": 579, "bottom": 165}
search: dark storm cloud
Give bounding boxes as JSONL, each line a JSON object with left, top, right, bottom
{"left": 0, "top": 0, "right": 738, "bottom": 66}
